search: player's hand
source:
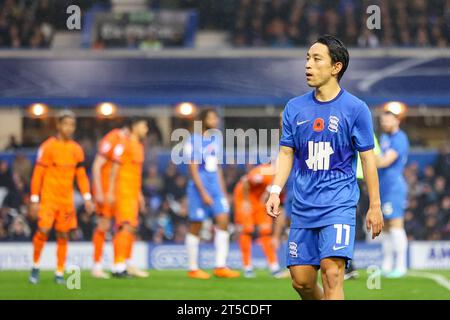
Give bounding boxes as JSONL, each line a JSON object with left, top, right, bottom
{"left": 366, "top": 205, "right": 384, "bottom": 239}
{"left": 84, "top": 200, "right": 95, "bottom": 215}
{"left": 29, "top": 203, "right": 40, "bottom": 220}
{"left": 266, "top": 193, "right": 280, "bottom": 218}
{"left": 201, "top": 192, "right": 214, "bottom": 206}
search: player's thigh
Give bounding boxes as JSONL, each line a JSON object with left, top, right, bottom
{"left": 37, "top": 203, "right": 56, "bottom": 231}
{"left": 54, "top": 207, "right": 77, "bottom": 233}
{"left": 286, "top": 228, "right": 320, "bottom": 268}
{"left": 115, "top": 198, "right": 139, "bottom": 228}
{"left": 318, "top": 224, "right": 355, "bottom": 263}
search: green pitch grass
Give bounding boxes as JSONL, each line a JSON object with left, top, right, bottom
{"left": 0, "top": 270, "right": 449, "bottom": 300}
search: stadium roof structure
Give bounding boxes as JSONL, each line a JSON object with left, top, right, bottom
{"left": 0, "top": 49, "right": 449, "bottom": 107}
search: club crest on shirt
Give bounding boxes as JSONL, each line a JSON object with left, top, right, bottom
{"left": 328, "top": 116, "right": 339, "bottom": 133}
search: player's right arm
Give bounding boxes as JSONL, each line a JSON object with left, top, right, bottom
{"left": 29, "top": 142, "right": 52, "bottom": 219}
{"left": 188, "top": 163, "right": 213, "bottom": 206}
{"left": 266, "top": 146, "right": 294, "bottom": 218}
{"left": 92, "top": 154, "right": 107, "bottom": 203}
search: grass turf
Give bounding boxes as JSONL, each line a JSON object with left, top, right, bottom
{"left": 0, "top": 270, "right": 449, "bottom": 300}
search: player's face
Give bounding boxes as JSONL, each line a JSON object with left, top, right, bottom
{"left": 204, "top": 111, "right": 219, "bottom": 129}
{"left": 305, "top": 43, "right": 336, "bottom": 88}
{"left": 133, "top": 120, "right": 149, "bottom": 139}
{"left": 380, "top": 113, "right": 399, "bottom": 133}
{"left": 57, "top": 117, "right": 76, "bottom": 139}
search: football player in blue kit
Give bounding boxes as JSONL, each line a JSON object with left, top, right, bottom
{"left": 184, "top": 108, "right": 240, "bottom": 279}
{"left": 266, "top": 35, "right": 383, "bottom": 300}
{"left": 377, "top": 109, "right": 409, "bottom": 278}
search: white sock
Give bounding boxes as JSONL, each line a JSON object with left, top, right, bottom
{"left": 215, "top": 229, "right": 229, "bottom": 268}
{"left": 186, "top": 233, "right": 200, "bottom": 271}
{"left": 269, "top": 262, "right": 280, "bottom": 273}
{"left": 33, "top": 263, "right": 40, "bottom": 269}
{"left": 55, "top": 271, "right": 64, "bottom": 277}
{"left": 391, "top": 228, "right": 408, "bottom": 273}
{"left": 244, "top": 265, "right": 253, "bottom": 272}
{"left": 93, "top": 262, "right": 102, "bottom": 271}
{"left": 381, "top": 231, "right": 394, "bottom": 272}
{"left": 114, "top": 263, "right": 127, "bottom": 273}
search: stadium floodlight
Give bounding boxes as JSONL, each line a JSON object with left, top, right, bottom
{"left": 29, "top": 103, "right": 49, "bottom": 117}
{"left": 175, "top": 102, "right": 197, "bottom": 117}
{"left": 97, "top": 102, "right": 117, "bottom": 117}
{"left": 384, "top": 101, "right": 408, "bottom": 119}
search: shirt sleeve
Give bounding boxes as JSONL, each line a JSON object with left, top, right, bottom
{"left": 98, "top": 135, "right": 114, "bottom": 158}
{"left": 112, "top": 142, "right": 126, "bottom": 164}
{"left": 36, "top": 142, "right": 52, "bottom": 167}
{"left": 279, "top": 102, "right": 295, "bottom": 149}
{"left": 351, "top": 102, "right": 375, "bottom": 152}
{"left": 390, "top": 133, "right": 409, "bottom": 156}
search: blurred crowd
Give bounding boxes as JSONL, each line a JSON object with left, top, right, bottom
{"left": 232, "top": 0, "right": 449, "bottom": 48}
{"left": 0, "top": 143, "right": 449, "bottom": 243}
{"left": 1, "top": 0, "right": 448, "bottom": 49}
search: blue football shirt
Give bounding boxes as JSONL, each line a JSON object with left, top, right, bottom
{"left": 378, "top": 130, "right": 409, "bottom": 198}
{"left": 280, "top": 89, "right": 375, "bottom": 228}
{"left": 184, "top": 132, "right": 222, "bottom": 189}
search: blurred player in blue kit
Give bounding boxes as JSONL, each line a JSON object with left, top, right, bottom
{"left": 377, "top": 109, "right": 409, "bottom": 278}
{"left": 184, "top": 108, "right": 240, "bottom": 280}
{"left": 266, "top": 35, "right": 383, "bottom": 300}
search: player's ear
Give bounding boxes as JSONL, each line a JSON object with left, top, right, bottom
{"left": 332, "top": 62, "right": 342, "bottom": 78}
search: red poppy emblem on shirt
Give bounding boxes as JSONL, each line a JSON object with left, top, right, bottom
{"left": 313, "top": 118, "right": 324, "bottom": 132}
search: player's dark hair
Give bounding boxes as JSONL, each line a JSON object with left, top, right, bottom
{"left": 197, "top": 108, "right": 218, "bottom": 123}
{"left": 124, "top": 116, "right": 147, "bottom": 128}
{"left": 384, "top": 110, "right": 400, "bottom": 118}
{"left": 315, "top": 35, "right": 349, "bottom": 81}
{"left": 56, "top": 110, "right": 76, "bottom": 122}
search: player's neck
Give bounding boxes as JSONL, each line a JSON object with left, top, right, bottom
{"left": 314, "top": 82, "right": 341, "bottom": 103}
{"left": 55, "top": 133, "right": 70, "bottom": 142}
{"left": 390, "top": 127, "right": 400, "bottom": 135}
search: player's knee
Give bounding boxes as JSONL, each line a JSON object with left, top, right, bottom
{"left": 56, "top": 232, "right": 69, "bottom": 240}
{"left": 38, "top": 228, "right": 50, "bottom": 236}
{"left": 258, "top": 227, "right": 272, "bottom": 237}
{"left": 292, "top": 278, "right": 315, "bottom": 293}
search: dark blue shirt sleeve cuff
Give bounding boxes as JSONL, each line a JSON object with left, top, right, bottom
{"left": 280, "top": 141, "right": 295, "bottom": 149}
{"left": 357, "top": 144, "right": 374, "bottom": 152}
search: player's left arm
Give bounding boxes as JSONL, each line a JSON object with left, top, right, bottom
{"left": 360, "top": 149, "right": 383, "bottom": 239}
{"left": 376, "top": 149, "right": 398, "bottom": 168}
{"left": 75, "top": 147, "right": 94, "bottom": 214}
